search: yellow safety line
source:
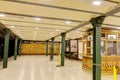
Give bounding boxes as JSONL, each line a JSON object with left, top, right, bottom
{"left": 113, "top": 65, "right": 117, "bottom": 80}
{"left": 58, "top": 53, "right": 60, "bottom": 65}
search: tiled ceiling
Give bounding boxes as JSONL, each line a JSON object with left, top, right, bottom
{"left": 0, "top": 0, "right": 120, "bottom": 41}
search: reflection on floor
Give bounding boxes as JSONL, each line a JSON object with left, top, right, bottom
{"left": 0, "top": 55, "right": 119, "bottom": 80}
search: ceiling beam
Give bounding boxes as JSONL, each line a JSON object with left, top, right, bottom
{"left": 0, "top": 19, "right": 76, "bottom": 27}
{"left": 0, "top": 0, "right": 119, "bottom": 26}
{"left": 3, "top": 0, "right": 120, "bottom": 17}
{"left": 53, "top": 21, "right": 90, "bottom": 38}
{"left": 4, "top": 0, "right": 103, "bottom": 14}
{"left": 2, "top": 18, "right": 120, "bottom": 29}
{"left": 5, "top": 24, "right": 69, "bottom": 30}
{"left": 105, "top": 6, "right": 120, "bottom": 16}
{"left": 48, "top": 6, "right": 120, "bottom": 40}
{"left": 0, "top": 11, "right": 82, "bottom": 23}
{"left": 103, "top": 23, "right": 120, "bottom": 27}
{"left": 104, "top": 0, "right": 120, "bottom": 4}
{"left": 5, "top": 24, "right": 89, "bottom": 32}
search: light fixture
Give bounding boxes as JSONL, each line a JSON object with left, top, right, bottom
{"left": 66, "top": 21, "right": 72, "bottom": 24}
{"left": 0, "top": 13, "right": 6, "bottom": 17}
{"left": 35, "top": 17, "right": 41, "bottom": 21}
{"left": 16, "top": 31, "right": 20, "bottom": 33}
{"left": 92, "top": 0, "right": 102, "bottom": 6}
{"left": 34, "top": 32, "right": 37, "bottom": 34}
{"left": 76, "top": 30, "right": 80, "bottom": 33}
{"left": 51, "top": 32, "right": 53, "bottom": 35}
{"left": 35, "top": 27, "right": 39, "bottom": 30}
{"left": 11, "top": 26, "right": 15, "bottom": 28}
{"left": 55, "top": 29, "right": 60, "bottom": 31}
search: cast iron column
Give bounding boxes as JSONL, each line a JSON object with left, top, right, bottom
{"left": 50, "top": 37, "right": 55, "bottom": 60}
{"left": 46, "top": 40, "right": 49, "bottom": 56}
{"left": 14, "top": 36, "right": 18, "bottom": 60}
{"left": 3, "top": 29, "right": 10, "bottom": 68}
{"left": 61, "top": 33, "right": 66, "bottom": 66}
{"left": 19, "top": 39, "right": 22, "bottom": 56}
{"left": 90, "top": 16, "right": 105, "bottom": 80}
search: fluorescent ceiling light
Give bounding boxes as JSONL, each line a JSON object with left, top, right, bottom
{"left": 11, "top": 26, "right": 15, "bottom": 28}
{"left": 92, "top": 0, "right": 102, "bottom": 6}
{"left": 66, "top": 21, "right": 72, "bottom": 24}
{"left": 0, "top": 13, "right": 6, "bottom": 17}
{"left": 35, "top": 17, "right": 41, "bottom": 21}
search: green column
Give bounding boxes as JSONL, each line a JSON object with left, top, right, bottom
{"left": 50, "top": 37, "right": 55, "bottom": 61}
{"left": 14, "top": 36, "right": 18, "bottom": 60}
{"left": 61, "top": 33, "right": 66, "bottom": 66}
{"left": 90, "top": 16, "right": 105, "bottom": 80}
{"left": 46, "top": 40, "right": 49, "bottom": 56}
{"left": 3, "top": 29, "right": 10, "bottom": 68}
{"left": 19, "top": 39, "right": 22, "bottom": 56}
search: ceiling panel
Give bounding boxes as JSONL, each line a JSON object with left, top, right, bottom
{"left": 0, "top": 0, "right": 120, "bottom": 41}
{"left": 19, "top": 0, "right": 117, "bottom": 13}
{"left": 0, "top": 1, "right": 98, "bottom": 21}
{"left": 104, "top": 16, "right": 120, "bottom": 25}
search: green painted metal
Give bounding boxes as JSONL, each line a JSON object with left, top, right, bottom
{"left": 90, "top": 16, "right": 105, "bottom": 80}
{"left": 50, "top": 38, "right": 55, "bottom": 60}
{"left": 3, "top": 29, "right": 10, "bottom": 68}
{"left": 61, "top": 33, "right": 66, "bottom": 66}
{"left": 19, "top": 39, "right": 22, "bottom": 56}
{"left": 14, "top": 36, "right": 18, "bottom": 60}
{"left": 46, "top": 40, "right": 49, "bottom": 56}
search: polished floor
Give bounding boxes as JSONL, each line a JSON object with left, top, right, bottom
{"left": 0, "top": 55, "right": 119, "bottom": 80}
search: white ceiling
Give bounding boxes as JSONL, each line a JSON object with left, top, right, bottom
{"left": 0, "top": 0, "right": 120, "bottom": 41}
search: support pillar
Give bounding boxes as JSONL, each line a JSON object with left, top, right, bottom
{"left": 3, "top": 29, "right": 10, "bottom": 68}
{"left": 19, "top": 39, "right": 22, "bottom": 56}
{"left": 46, "top": 40, "right": 49, "bottom": 56}
{"left": 90, "top": 16, "right": 105, "bottom": 80}
{"left": 50, "top": 37, "right": 55, "bottom": 61}
{"left": 61, "top": 33, "right": 66, "bottom": 66}
{"left": 14, "top": 36, "right": 18, "bottom": 60}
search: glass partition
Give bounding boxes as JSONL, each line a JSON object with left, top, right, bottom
{"left": 107, "top": 41, "right": 117, "bottom": 56}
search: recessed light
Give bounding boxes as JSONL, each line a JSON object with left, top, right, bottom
{"left": 35, "top": 17, "right": 41, "bottom": 21}
{"left": 56, "top": 29, "right": 60, "bottom": 31}
{"left": 35, "top": 27, "right": 39, "bottom": 30}
{"left": 16, "top": 31, "right": 20, "bottom": 33}
{"left": 51, "top": 32, "right": 53, "bottom": 35}
{"left": 92, "top": 0, "right": 102, "bottom": 6}
{"left": 0, "top": 13, "right": 6, "bottom": 17}
{"left": 34, "top": 32, "right": 37, "bottom": 34}
{"left": 11, "top": 26, "right": 15, "bottom": 28}
{"left": 76, "top": 30, "right": 80, "bottom": 33}
{"left": 66, "top": 21, "right": 72, "bottom": 24}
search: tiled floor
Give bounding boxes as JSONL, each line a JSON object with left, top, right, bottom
{"left": 0, "top": 55, "right": 119, "bottom": 80}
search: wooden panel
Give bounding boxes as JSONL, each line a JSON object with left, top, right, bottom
{"left": 21, "top": 42, "right": 60, "bottom": 55}
{"left": 83, "top": 56, "right": 120, "bottom": 73}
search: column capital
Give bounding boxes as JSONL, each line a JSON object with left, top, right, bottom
{"left": 46, "top": 40, "right": 49, "bottom": 42}
{"left": 90, "top": 16, "right": 105, "bottom": 27}
{"left": 61, "top": 32, "right": 66, "bottom": 37}
{"left": 51, "top": 37, "right": 55, "bottom": 41}
{"left": 15, "top": 36, "right": 19, "bottom": 39}
{"left": 4, "top": 29, "right": 10, "bottom": 34}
